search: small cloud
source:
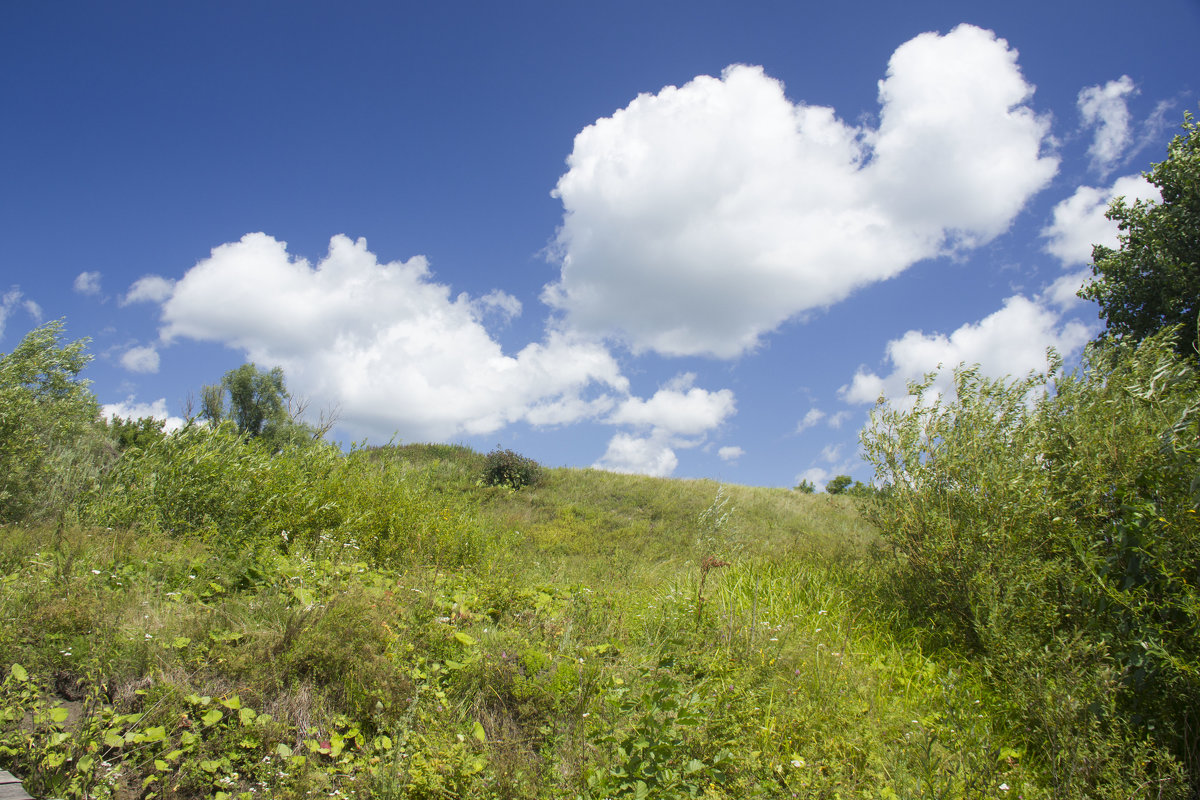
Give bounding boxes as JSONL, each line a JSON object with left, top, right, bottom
{"left": 1078, "top": 75, "right": 1137, "bottom": 174}
{"left": 121, "top": 275, "right": 175, "bottom": 305}
{"left": 795, "top": 467, "right": 830, "bottom": 490}
{"left": 119, "top": 344, "right": 160, "bottom": 374}
{"left": 827, "top": 410, "right": 851, "bottom": 429}
{"left": 607, "top": 373, "right": 736, "bottom": 436}
{"left": 0, "top": 288, "right": 42, "bottom": 340}
{"left": 594, "top": 432, "right": 678, "bottom": 477}
{"left": 820, "top": 443, "right": 843, "bottom": 463}
{"left": 73, "top": 271, "right": 102, "bottom": 296}
{"left": 472, "top": 289, "right": 522, "bottom": 323}
{"left": 796, "top": 408, "right": 826, "bottom": 433}
{"left": 718, "top": 445, "right": 744, "bottom": 462}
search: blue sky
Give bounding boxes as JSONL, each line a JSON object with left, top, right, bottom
{"left": 2, "top": 1, "right": 1197, "bottom": 488}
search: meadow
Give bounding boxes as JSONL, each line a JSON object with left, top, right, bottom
{"left": 1, "top": 322, "right": 1197, "bottom": 799}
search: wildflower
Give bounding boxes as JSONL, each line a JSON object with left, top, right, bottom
{"left": 999, "top": 783, "right": 1010, "bottom": 792}
{"left": 791, "top": 758, "right": 804, "bottom": 768}
{"left": 91, "top": 569, "right": 101, "bottom": 575}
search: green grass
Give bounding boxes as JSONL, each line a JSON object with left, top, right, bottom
{"left": 0, "top": 444, "right": 1066, "bottom": 798}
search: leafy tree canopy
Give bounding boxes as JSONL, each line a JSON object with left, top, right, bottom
{"left": 1081, "top": 111, "right": 1200, "bottom": 356}
{"left": 0, "top": 320, "right": 99, "bottom": 522}
{"left": 200, "top": 362, "right": 327, "bottom": 451}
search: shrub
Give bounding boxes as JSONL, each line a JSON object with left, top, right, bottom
{"left": 0, "top": 320, "right": 102, "bottom": 523}
{"left": 862, "top": 328, "right": 1200, "bottom": 795}
{"left": 481, "top": 447, "right": 543, "bottom": 490}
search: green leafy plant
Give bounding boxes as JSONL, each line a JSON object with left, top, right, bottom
{"left": 481, "top": 447, "right": 544, "bottom": 490}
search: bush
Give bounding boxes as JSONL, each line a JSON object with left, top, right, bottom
{"left": 862, "top": 328, "right": 1199, "bottom": 795}
{"left": 481, "top": 447, "right": 543, "bottom": 490}
{"left": 0, "top": 321, "right": 102, "bottom": 523}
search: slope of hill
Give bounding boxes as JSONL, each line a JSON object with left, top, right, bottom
{"left": 0, "top": 441, "right": 1052, "bottom": 800}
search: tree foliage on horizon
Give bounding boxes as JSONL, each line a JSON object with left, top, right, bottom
{"left": 200, "top": 362, "right": 328, "bottom": 450}
{"left": 1080, "top": 110, "right": 1200, "bottom": 356}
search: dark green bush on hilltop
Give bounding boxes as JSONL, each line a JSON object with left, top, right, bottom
{"left": 481, "top": 447, "right": 543, "bottom": 490}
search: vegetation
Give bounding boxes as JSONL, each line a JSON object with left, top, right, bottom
{"left": 481, "top": 447, "right": 544, "bottom": 490}
{"left": 2, "top": 108, "right": 1198, "bottom": 800}
{"left": 1081, "top": 110, "right": 1200, "bottom": 356}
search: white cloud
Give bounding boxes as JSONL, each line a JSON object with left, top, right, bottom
{"left": 796, "top": 408, "right": 826, "bottom": 433}
{"left": 820, "top": 443, "right": 843, "bottom": 463}
{"left": 796, "top": 407, "right": 852, "bottom": 433}
{"left": 157, "top": 233, "right": 628, "bottom": 441}
{"left": 596, "top": 373, "right": 737, "bottom": 476}
{"left": 74, "top": 271, "right": 102, "bottom": 296}
{"left": 546, "top": 24, "right": 1057, "bottom": 358}
{"left": 121, "top": 275, "right": 175, "bottom": 305}
{"left": 101, "top": 396, "right": 186, "bottom": 433}
{"left": 1078, "top": 76, "right": 1136, "bottom": 174}
{"left": 0, "top": 288, "right": 42, "bottom": 340}
{"left": 119, "top": 344, "right": 160, "bottom": 374}
{"left": 718, "top": 445, "right": 744, "bottom": 462}
{"left": 1042, "top": 174, "right": 1160, "bottom": 266}
{"left": 842, "top": 294, "right": 1091, "bottom": 407}
{"left": 607, "top": 373, "right": 736, "bottom": 436}
{"left": 594, "top": 432, "right": 679, "bottom": 477}
{"left": 795, "top": 467, "right": 830, "bottom": 490}
{"left": 472, "top": 289, "right": 522, "bottom": 324}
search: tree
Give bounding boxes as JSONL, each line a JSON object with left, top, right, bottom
{"left": 200, "top": 363, "right": 327, "bottom": 450}
{"left": 794, "top": 479, "right": 816, "bottom": 494}
{"left": 0, "top": 320, "right": 101, "bottom": 522}
{"left": 202, "top": 363, "right": 289, "bottom": 438}
{"left": 1080, "top": 111, "right": 1200, "bottom": 356}
{"left": 825, "top": 474, "right": 853, "bottom": 495}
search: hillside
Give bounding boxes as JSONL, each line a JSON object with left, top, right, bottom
{"left": 1, "top": 442, "right": 1026, "bottom": 800}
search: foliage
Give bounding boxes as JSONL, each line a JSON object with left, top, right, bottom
{"left": 201, "top": 362, "right": 320, "bottom": 450}
{"left": 862, "top": 328, "right": 1200, "bottom": 794}
{"left": 87, "top": 425, "right": 487, "bottom": 570}
{"left": 793, "top": 479, "right": 815, "bottom": 494}
{"left": 1081, "top": 110, "right": 1200, "bottom": 356}
{"left": 0, "top": 320, "right": 102, "bottom": 523}
{"left": 102, "top": 414, "right": 168, "bottom": 452}
{"left": 824, "top": 474, "right": 852, "bottom": 495}
{"left": 481, "top": 446, "right": 544, "bottom": 490}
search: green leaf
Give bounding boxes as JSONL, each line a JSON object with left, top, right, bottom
{"left": 220, "top": 694, "right": 241, "bottom": 710}
{"left": 202, "top": 709, "right": 224, "bottom": 727}
{"left": 103, "top": 732, "right": 124, "bottom": 749}
{"left": 171, "top": 636, "right": 191, "bottom": 650}
{"left": 200, "top": 759, "right": 221, "bottom": 773}
{"left": 49, "top": 706, "right": 69, "bottom": 723}
{"left": 275, "top": 743, "right": 293, "bottom": 758}
{"left": 9, "top": 664, "right": 27, "bottom": 682}
{"left": 454, "top": 630, "right": 477, "bottom": 646}
{"left": 154, "top": 759, "right": 169, "bottom": 771}
{"left": 472, "top": 720, "right": 487, "bottom": 742}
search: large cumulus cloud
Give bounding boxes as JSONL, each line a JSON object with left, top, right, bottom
{"left": 156, "top": 233, "right": 629, "bottom": 441}
{"left": 544, "top": 24, "right": 1058, "bottom": 358}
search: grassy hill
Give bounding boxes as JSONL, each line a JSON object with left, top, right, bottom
{"left": 2, "top": 441, "right": 1046, "bottom": 800}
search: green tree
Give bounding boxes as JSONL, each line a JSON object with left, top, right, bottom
{"left": 200, "top": 363, "right": 324, "bottom": 450}
{"left": 793, "top": 479, "right": 816, "bottom": 494}
{"left": 824, "top": 474, "right": 852, "bottom": 495}
{"left": 1080, "top": 111, "right": 1200, "bottom": 356}
{"left": 202, "top": 363, "right": 289, "bottom": 438}
{"left": 0, "top": 320, "right": 102, "bottom": 522}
